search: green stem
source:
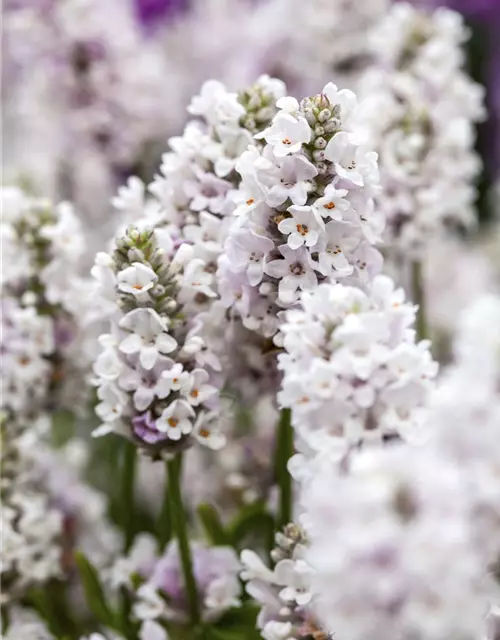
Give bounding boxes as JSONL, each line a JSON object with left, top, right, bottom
{"left": 122, "top": 441, "right": 137, "bottom": 552}
{"left": 275, "top": 408, "right": 293, "bottom": 531}
{"left": 1, "top": 605, "right": 9, "bottom": 635}
{"left": 167, "top": 454, "right": 200, "bottom": 626}
{"left": 411, "top": 260, "right": 428, "bottom": 341}
{"left": 157, "top": 461, "right": 173, "bottom": 551}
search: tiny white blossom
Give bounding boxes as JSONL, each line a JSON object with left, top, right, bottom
{"left": 117, "top": 263, "right": 158, "bottom": 297}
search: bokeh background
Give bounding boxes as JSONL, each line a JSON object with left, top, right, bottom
{"left": 3, "top": 0, "right": 498, "bottom": 241}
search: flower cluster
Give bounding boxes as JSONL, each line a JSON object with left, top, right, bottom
{"left": 1, "top": 418, "right": 63, "bottom": 605}
{"left": 219, "top": 82, "right": 384, "bottom": 337}
{"left": 240, "top": 524, "right": 326, "bottom": 640}
{"left": 429, "top": 294, "right": 500, "bottom": 564}
{"left": 112, "top": 76, "right": 287, "bottom": 402}
{"left": 1, "top": 187, "right": 92, "bottom": 429}
{"left": 3, "top": 607, "right": 55, "bottom": 640}
{"left": 133, "top": 541, "right": 241, "bottom": 625}
{"left": 3, "top": 0, "right": 176, "bottom": 227}
{"left": 92, "top": 224, "right": 225, "bottom": 454}
{"left": 277, "top": 276, "right": 438, "bottom": 471}
{"left": 301, "top": 445, "right": 490, "bottom": 640}
{"left": 115, "top": 75, "right": 285, "bottom": 283}
{"left": 357, "top": 3, "right": 485, "bottom": 256}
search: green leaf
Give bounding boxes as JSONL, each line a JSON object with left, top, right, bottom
{"left": 216, "top": 603, "right": 260, "bottom": 629}
{"left": 197, "top": 504, "right": 230, "bottom": 546}
{"left": 75, "top": 552, "right": 115, "bottom": 628}
{"left": 228, "top": 502, "right": 274, "bottom": 548}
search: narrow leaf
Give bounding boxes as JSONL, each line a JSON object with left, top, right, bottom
{"left": 75, "top": 551, "right": 115, "bottom": 627}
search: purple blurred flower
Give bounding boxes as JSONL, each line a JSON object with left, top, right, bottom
{"left": 445, "top": 0, "right": 500, "bottom": 19}
{"left": 133, "top": 411, "right": 168, "bottom": 444}
{"left": 415, "top": 0, "right": 500, "bottom": 19}
{"left": 134, "top": 0, "right": 188, "bottom": 28}
{"left": 149, "top": 542, "right": 241, "bottom": 620}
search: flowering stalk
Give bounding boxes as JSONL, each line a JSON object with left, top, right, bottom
{"left": 1, "top": 187, "right": 92, "bottom": 432}
{"left": 301, "top": 444, "right": 489, "bottom": 639}
{"left": 240, "top": 524, "right": 324, "bottom": 639}
{"left": 92, "top": 224, "right": 226, "bottom": 455}
{"left": 112, "top": 76, "right": 287, "bottom": 405}
{"left": 219, "top": 82, "right": 383, "bottom": 338}
{"left": 278, "top": 275, "right": 438, "bottom": 471}
{"left": 357, "top": 4, "right": 485, "bottom": 259}
{"left": 166, "top": 454, "right": 200, "bottom": 626}
{"left": 0, "top": 416, "right": 63, "bottom": 606}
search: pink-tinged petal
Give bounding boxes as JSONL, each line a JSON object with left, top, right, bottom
{"left": 134, "top": 387, "right": 155, "bottom": 411}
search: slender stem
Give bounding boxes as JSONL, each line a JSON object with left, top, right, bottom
{"left": 275, "top": 408, "right": 293, "bottom": 531}
{"left": 1, "top": 605, "right": 9, "bottom": 635}
{"left": 411, "top": 260, "right": 428, "bottom": 341}
{"left": 167, "top": 454, "right": 200, "bottom": 625}
{"left": 157, "top": 461, "right": 173, "bottom": 551}
{"left": 122, "top": 441, "right": 137, "bottom": 552}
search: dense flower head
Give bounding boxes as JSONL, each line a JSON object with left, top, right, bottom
{"left": 1, "top": 418, "right": 64, "bottom": 605}
{"left": 428, "top": 294, "right": 500, "bottom": 565}
{"left": 240, "top": 524, "right": 326, "bottom": 640}
{"left": 357, "top": 2, "right": 485, "bottom": 257}
{"left": 1, "top": 187, "right": 92, "bottom": 428}
{"left": 132, "top": 540, "right": 241, "bottom": 624}
{"left": 278, "top": 276, "right": 438, "bottom": 473}
{"left": 302, "top": 445, "right": 490, "bottom": 640}
{"left": 219, "top": 82, "right": 384, "bottom": 338}
{"left": 92, "top": 224, "right": 226, "bottom": 455}
{"left": 3, "top": 0, "right": 176, "bottom": 227}
{"left": 3, "top": 607, "right": 55, "bottom": 640}
{"left": 118, "top": 75, "right": 286, "bottom": 237}
{"left": 113, "top": 76, "right": 287, "bottom": 402}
